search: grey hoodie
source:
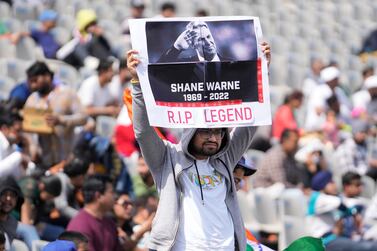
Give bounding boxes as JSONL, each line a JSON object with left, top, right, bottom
{"left": 132, "top": 83, "right": 257, "bottom": 251}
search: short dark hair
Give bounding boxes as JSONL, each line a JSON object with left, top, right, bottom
{"left": 58, "top": 231, "right": 88, "bottom": 248}
{"left": 82, "top": 175, "right": 112, "bottom": 204}
{"left": 161, "top": 2, "right": 175, "bottom": 11}
{"left": 0, "top": 111, "right": 22, "bottom": 128}
{"left": 280, "top": 128, "right": 298, "bottom": 144}
{"left": 41, "top": 175, "right": 62, "bottom": 197}
{"left": 0, "top": 231, "right": 5, "bottom": 245}
{"left": 26, "top": 61, "right": 53, "bottom": 78}
{"left": 97, "top": 59, "right": 113, "bottom": 74}
{"left": 342, "top": 172, "right": 361, "bottom": 186}
{"left": 64, "top": 157, "right": 90, "bottom": 178}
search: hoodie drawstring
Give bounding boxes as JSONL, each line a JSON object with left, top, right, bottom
{"left": 194, "top": 160, "right": 205, "bottom": 205}
{"left": 219, "top": 158, "right": 233, "bottom": 194}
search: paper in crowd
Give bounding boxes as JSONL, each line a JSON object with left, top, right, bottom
{"left": 129, "top": 16, "right": 271, "bottom": 128}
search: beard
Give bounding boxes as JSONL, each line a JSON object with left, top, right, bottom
{"left": 37, "top": 83, "right": 52, "bottom": 96}
{"left": 191, "top": 141, "right": 220, "bottom": 157}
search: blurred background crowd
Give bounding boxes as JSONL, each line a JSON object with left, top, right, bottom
{"left": 1, "top": 0, "right": 377, "bottom": 250}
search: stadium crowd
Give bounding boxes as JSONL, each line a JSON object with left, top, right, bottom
{"left": 1, "top": 0, "right": 377, "bottom": 250}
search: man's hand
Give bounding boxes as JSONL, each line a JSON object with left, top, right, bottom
{"left": 261, "top": 41, "right": 271, "bottom": 67}
{"left": 45, "top": 114, "right": 61, "bottom": 127}
{"left": 173, "top": 29, "right": 199, "bottom": 51}
{"left": 127, "top": 50, "right": 140, "bottom": 81}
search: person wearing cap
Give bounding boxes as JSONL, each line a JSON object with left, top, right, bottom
{"left": 0, "top": 176, "right": 24, "bottom": 249}
{"left": 351, "top": 67, "right": 375, "bottom": 111}
{"left": 335, "top": 119, "right": 377, "bottom": 179}
{"left": 233, "top": 156, "right": 256, "bottom": 191}
{"left": 306, "top": 171, "right": 377, "bottom": 251}
{"left": 29, "top": 9, "right": 60, "bottom": 59}
{"left": 305, "top": 66, "right": 352, "bottom": 132}
{"left": 78, "top": 58, "right": 120, "bottom": 118}
{"left": 24, "top": 62, "right": 87, "bottom": 167}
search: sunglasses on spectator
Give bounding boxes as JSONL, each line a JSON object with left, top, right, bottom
{"left": 196, "top": 129, "right": 225, "bottom": 139}
{"left": 117, "top": 200, "right": 133, "bottom": 208}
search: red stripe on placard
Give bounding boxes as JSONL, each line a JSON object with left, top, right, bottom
{"left": 257, "top": 58, "right": 263, "bottom": 103}
{"left": 156, "top": 100, "right": 242, "bottom": 107}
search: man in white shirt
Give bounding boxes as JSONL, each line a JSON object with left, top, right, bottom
{"left": 78, "top": 59, "right": 120, "bottom": 117}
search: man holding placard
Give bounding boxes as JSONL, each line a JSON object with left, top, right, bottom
{"left": 127, "top": 30, "right": 270, "bottom": 251}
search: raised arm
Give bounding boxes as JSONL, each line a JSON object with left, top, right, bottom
{"left": 127, "top": 50, "right": 167, "bottom": 173}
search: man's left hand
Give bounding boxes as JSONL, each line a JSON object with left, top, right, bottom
{"left": 45, "top": 114, "right": 61, "bottom": 127}
{"left": 261, "top": 41, "right": 271, "bottom": 67}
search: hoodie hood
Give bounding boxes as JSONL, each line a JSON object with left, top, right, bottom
{"left": 0, "top": 176, "right": 24, "bottom": 210}
{"left": 180, "top": 128, "right": 231, "bottom": 160}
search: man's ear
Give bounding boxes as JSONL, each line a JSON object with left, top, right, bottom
{"left": 94, "top": 191, "right": 102, "bottom": 200}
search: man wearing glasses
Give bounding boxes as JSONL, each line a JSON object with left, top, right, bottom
{"left": 127, "top": 41, "right": 270, "bottom": 251}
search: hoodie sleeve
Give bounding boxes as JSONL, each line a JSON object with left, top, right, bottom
{"left": 131, "top": 83, "right": 167, "bottom": 175}
{"left": 226, "top": 126, "right": 257, "bottom": 171}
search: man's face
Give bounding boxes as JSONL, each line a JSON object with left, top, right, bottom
{"left": 1, "top": 121, "right": 22, "bottom": 145}
{"left": 354, "top": 131, "right": 367, "bottom": 144}
{"left": 233, "top": 168, "right": 245, "bottom": 191}
{"left": 344, "top": 180, "right": 363, "bottom": 198}
{"left": 282, "top": 132, "right": 299, "bottom": 156}
{"left": 100, "top": 68, "right": 114, "bottom": 85}
{"left": 190, "top": 129, "right": 224, "bottom": 159}
{"left": 28, "top": 74, "right": 52, "bottom": 94}
{"left": 324, "top": 181, "right": 338, "bottom": 195}
{"left": 194, "top": 25, "right": 217, "bottom": 60}
{"left": 113, "top": 194, "right": 133, "bottom": 221}
{"left": 0, "top": 190, "right": 18, "bottom": 214}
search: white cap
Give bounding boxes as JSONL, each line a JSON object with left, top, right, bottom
{"left": 365, "top": 75, "right": 377, "bottom": 89}
{"left": 295, "top": 138, "right": 324, "bottom": 163}
{"left": 320, "top": 66, "right": 340, "bottom": 82}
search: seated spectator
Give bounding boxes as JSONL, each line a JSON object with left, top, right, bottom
{"left": 0, "top": 176, "right": 24, "bottom": 249}
{"left": 233, "top": 156, "right": 256, "bottom": 191}
{"left": 58, "top": 9, "right": 113, "bottom": 69}
{"left": 109, "top": 58, "right": 132, "bottom": 104}
{"left": 271, "top": 90, "right": 303, "bottom": 141}
{"left": 67, "top": 175, "right": 126, "bottom": 251}
{"left": 159, "top": 2, "right": 176, "bottom": 18}
{"left": 341, "top": 172, "right": 369, "bottom": 209}
{"left": 54, "top": 157, "right": 90, "bottom": 219}
{"left": 366, "top": 76, "right": 377, "bottom": 123}
{"left": 113, "top": 193, "right": 153, "bottom": 251}
{"left": 18, "top": 175, "right": 64, "bottom": 241}
{"left": 122, "top": 0, "right": 145, "bottom": 35}
{"left": 29, "top": 10, "right": 60, "bottom": 59}
{"left": 7, "top": 61, "right": 63, "bottom": 111}
{"left": 24, "top": 62, "right": 87, "bottom": 167}
{"left": 58, "top": 231, "right": 89, "bottom": 251}
{"left": 335, "top": 119, "right": 377, "bottom": 180}
{"left": 352, "top": 67, "right": 374, "bottom": 110}
{"left": 306, "top": 171, "right": 377, "bottom": 250}
{"left": 302, "top": 57, "right": 325, "bottom": 97}
{"left": 253, "top": 129, "right": 307, "bottom": 188}
{"left": 0, "top": 110, "right": 30, "bottom": 179}
{"left": 132, "top": 155, "right": 158, "bottom": 199}
{"left": 78, "top": 59, "right": 120, "bottom": 118}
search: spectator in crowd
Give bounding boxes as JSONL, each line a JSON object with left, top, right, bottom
{"left": 54, "top": 157, "right": 90, "bottom": 219}
{"left": 59, "top": 9, "right": 113, "bottom": 69}
{"left": 159, "top": 2, "right": 176, "bottom": 18}
{"left": 132, "top": 155, "right": 158, "bottom": 199}
{"left": 294, "top": 139, "right": 327, "bottom": 188}
{"left": 113, "top": 194, "right": 154, "bottom": 251}
{"left": 233, "top": 156, "right": 256, "bottom": 191}
{"left": 18, "top": 175, "right": 63, "bottom": 241}
{"left": 0, "top": 176, "right": 24, "bottom": 249}
{"left": 253, "top": 129, "right": 306, "bottom": 188}
{"left": 271, "top": 90, "right": 303, "bottom": 141}
{"left": 0, "top": 111, "right": 30, "bottom": 178}
{"left": 29, "top": 9, "right": 60, "bottom": 59}
{"left": 67, "top": 175, "right": 126, "bottom": 251}
{"left": 335, "top": 119, "right": 377, "bottom": 179}
{"left": 195, "top": 9, "right": 209, "bottom": 17}
{"left": 78, "top": 59, "right": 120, "bottom": 118}
{"left": 341, "top": 172, "right": 369, "bottom": 209}
{"left": 24, "top": 62, "right": 87, "bottom": 167}
{"left": 352, "top": 67, "right": 375, "bottom": 110}
{"left": 122, "top": 0, "right": 145, "bottom": 35}
{"left": 58, "top": 231, "right": 89, "bottom": 251}
{"left": 306, "top": 171, "right": 377, "bottom": 250}
{"left": 109, "top": 58, "right": 132, "bottom": 104}
{"left": 127, "top": 43, "right": 270, "bottom": 251}
{"left": 305, "top": 66, "right": 352, "bottom": 131}
{"left": 302, "top": 57, "right": 324, "bottom": 97}
{"left": 7, "top": 61, "right": 51, "bottom": 111}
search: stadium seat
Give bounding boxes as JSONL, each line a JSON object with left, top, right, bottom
{"left": 2, "top": 17, "right": 22, "bottom": 33}
{"left": 1, "top": 58, "right": 32, "bottom": 82}
{"left": 0, "top": 75, "right": 16, "bottom": 100}
{"left": 0, "top": 39, "right": 16, "bottom": 58}
{"left": 12, "top": 3, "right": 37, "bottom": 22}
{"left": 361, "top": 175, "right": 376, "bottom": 199}
{"left": 237, "top": 190, "right": 260, "bottom": 232}
{"left": 46, "top": 59, "right": 81, "bottom": 89}
{"left": 96, "top": 115, "right": 117, "bottom": 139}
{"left": 281, "top": 189, "right": 307, "bottom": 218}
{"left": 57, "top": 14, "right": 76, "bottom": 31}
{"left": 51, "top": 26, "right": 71, "bottom": 45}
{"left": 281, "top": 216, "right": 309, "bottom": 249}
{"left": 16, "top": 36, "right": 40, "bottom": 61}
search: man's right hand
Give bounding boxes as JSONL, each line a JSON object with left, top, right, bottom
{"left": 127, "top": 50, "right": 140, "bottom": 82}
{"left": 173, "top": 29, "right": 199, "bottom": 51}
